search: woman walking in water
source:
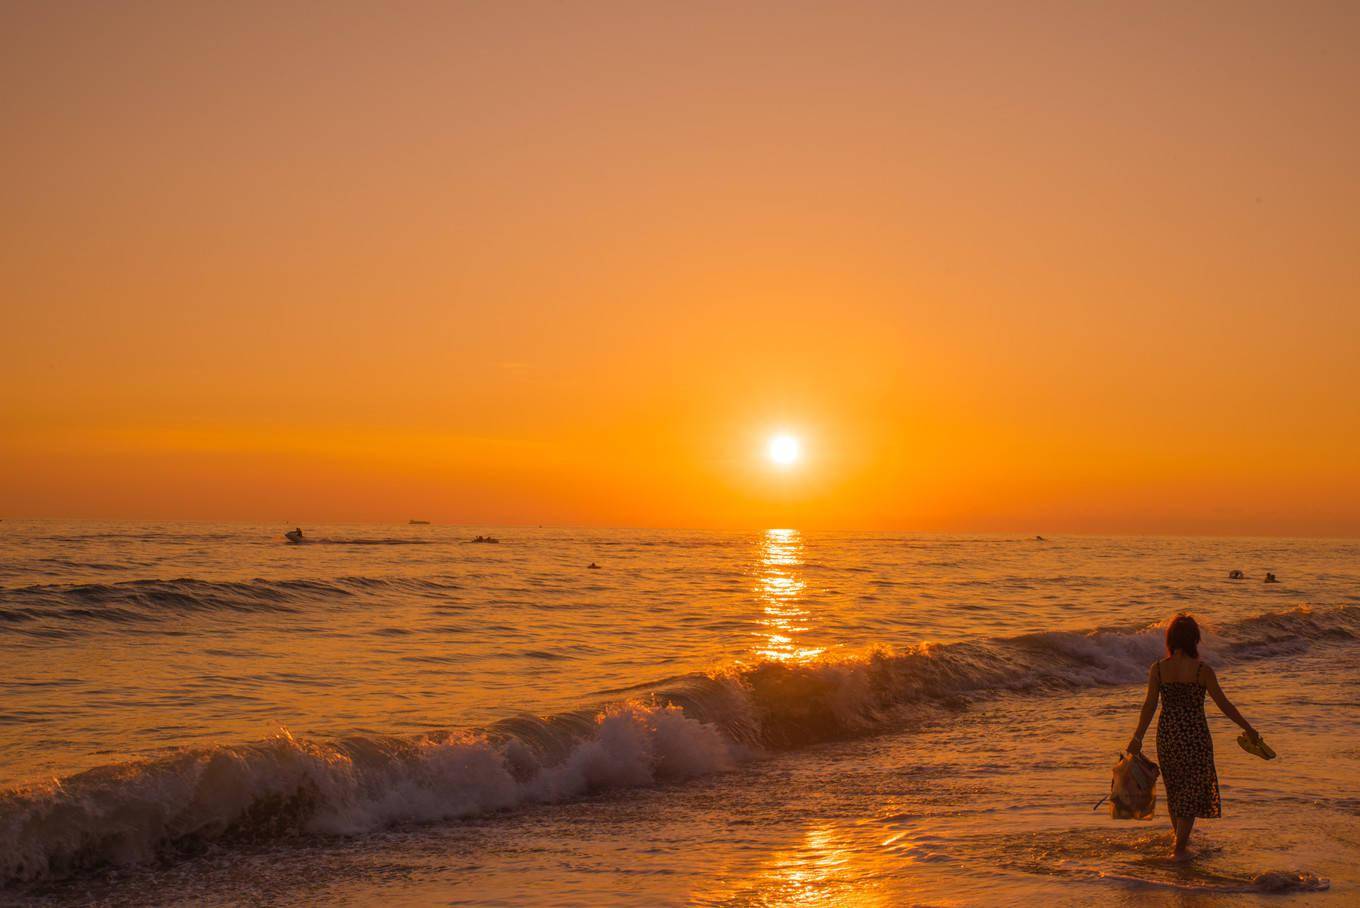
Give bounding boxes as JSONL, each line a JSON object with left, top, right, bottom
{"left": 1126, "top": 613, "right": 1264, "bottom": 858}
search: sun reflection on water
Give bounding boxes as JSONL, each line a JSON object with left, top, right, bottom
{"left": 691, "top": 822, "right": 891, "bottom": 906}
{"left": 755, "top": 528, "right": 825, "bottom": 663}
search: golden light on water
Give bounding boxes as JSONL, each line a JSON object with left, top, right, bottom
{"left": 755, "top": 528, "right": 825, "bottom": 663}
{"left": 692, "top": 822, "right": 890, "bottom": 905}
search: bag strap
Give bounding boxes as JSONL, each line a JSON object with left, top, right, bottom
{"left": 1093, "top": 750, "right": 1125, "bottom": 810}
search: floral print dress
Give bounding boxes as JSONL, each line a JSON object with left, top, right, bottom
{"left": 1155, "top": 660, "right": 1222, "bottom": 818}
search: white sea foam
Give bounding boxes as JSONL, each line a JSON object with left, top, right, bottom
{"left": 0, "top": 703, "right": 745, "bottom": 882}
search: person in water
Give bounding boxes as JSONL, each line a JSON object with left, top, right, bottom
{"left": 1126, "top": 613, "right": 1263, "bottom": 859}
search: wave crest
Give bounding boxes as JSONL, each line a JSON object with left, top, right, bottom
{"left": 0, "top": 703, "right": 742, "bottom": 883}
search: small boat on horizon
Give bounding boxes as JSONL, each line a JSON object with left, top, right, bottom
{"left": 408, "top": 519, "right": 430, "bottom": 525}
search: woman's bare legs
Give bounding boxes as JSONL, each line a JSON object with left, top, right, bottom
{"left": 1171, "top": 816, "right": 1196, "bottom": 858}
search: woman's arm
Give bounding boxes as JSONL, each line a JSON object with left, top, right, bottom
{"left": 1203, "top": 664, "right": 1259, "bottom": 739}
{"left": 1127, "top": 663, "right": 1160, "bottom": 754}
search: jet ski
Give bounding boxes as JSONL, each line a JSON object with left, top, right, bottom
{"left": 285, "top": 528, "right": 304, "bottom": 544}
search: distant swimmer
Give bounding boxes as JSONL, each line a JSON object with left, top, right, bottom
{"left": 1264, "top": 572, "right": 1279, "bottom": 584}
{"left": 588, "top": 562, "right": 600, "bottom": 569}
{"left": 285, "top": 528, "right": 304, "bottom": 544}
{"left": 1228, "top": 570, "right": 1245, "bottom": 580}
{"left": 470, "top": 535, "right": 500, "bottom": 544}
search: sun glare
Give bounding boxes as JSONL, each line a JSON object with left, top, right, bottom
{"left": 768, "top": 434, "right": 801, "bottom": 467}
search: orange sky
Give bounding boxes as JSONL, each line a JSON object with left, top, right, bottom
{"left": 3, "top": 2, "right": 1358, "bottom": 534}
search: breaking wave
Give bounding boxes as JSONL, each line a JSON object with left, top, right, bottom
{"left": 1, "top": 604, "right": 1355, "bottom": 884}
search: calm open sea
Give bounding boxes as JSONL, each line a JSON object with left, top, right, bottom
{"left": 1, "top": 521, "right": 1357, "bottom": 905}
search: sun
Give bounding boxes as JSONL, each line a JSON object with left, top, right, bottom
{"left": 767, "top": 433, "right": 801, "bottom": 467}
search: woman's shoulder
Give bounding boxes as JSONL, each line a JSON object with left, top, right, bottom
{"left": 1193, "top": 660, "right": 1218, "bottom": 684}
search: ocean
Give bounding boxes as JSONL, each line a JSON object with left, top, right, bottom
{"left": 0, "top": 521, "right": 1355, "bottom": 905}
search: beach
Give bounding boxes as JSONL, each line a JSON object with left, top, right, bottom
{"left": 7, "top": 2, "right": 1360, "bottom": 903}
{"left": 0, "top": 522, "right": 1354, "bottom": 904}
